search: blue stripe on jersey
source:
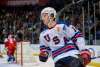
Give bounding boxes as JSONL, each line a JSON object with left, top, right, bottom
{"left": 40, "top": 46, "right": 51, "bottom": 50}
{"left": 52, "top": 44, "right": 77, "bottom": 58}
{"left": 52, "top": 48, "right": 76, "bottom": 58}
{"left": 52, "top": 43, "right": 75, "bottom": 53}
{"left": 40, "top": 45, "right": 46, "bottom": 48}
{"left": 40, "top": 46, "right": 51, "bottom": 53}
{"left": 71, "top": 31, "right": 83, "bottom": 42}
{"left": 40, "top": 45, "right": 47, "bottom": 52}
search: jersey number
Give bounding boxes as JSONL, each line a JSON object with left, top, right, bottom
{"left": 44, "top": 35, "right": 60, "bottom": 45}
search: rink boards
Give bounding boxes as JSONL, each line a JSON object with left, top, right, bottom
{"left": 0, "top": 42, "right": 100, "bottom": 67}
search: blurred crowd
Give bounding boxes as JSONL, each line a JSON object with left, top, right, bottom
{"left": 0, "top": 0, "right": 100, "bottom": 44}
{"left": 59, "top": 0, "right": 100, "bottom": 45}
{"left": 0, "top": 6, "right": 41, "bottom": 44}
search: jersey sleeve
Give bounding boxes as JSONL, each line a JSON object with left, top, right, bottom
{"left": 63, "top": 24, "right": 86, "bottom": 51}
{"left": 39, "top": 33, "right": 51, "bottom": 56}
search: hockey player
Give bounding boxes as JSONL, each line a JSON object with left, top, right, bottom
{"left": 39, "top": 7, "right": 91, "bottom": 67}
{"left": 4, "top": 34, "right": 16, "bottom": 63}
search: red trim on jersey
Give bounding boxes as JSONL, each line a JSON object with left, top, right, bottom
{"left": 52, "top": 45, "right": 76, "bottom": 58}
{"left": 40, "top": 48, "right": 47, "bottom": 52}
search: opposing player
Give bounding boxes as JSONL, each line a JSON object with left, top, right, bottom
{"left": 4, "top": 34, "right": 16, "bottom": 63}
{"left": 39, "top": 7, "right": 92, "bottom": 67}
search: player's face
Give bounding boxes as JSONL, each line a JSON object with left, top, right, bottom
{"left": 41, "top": 13, "right": 49, "bottom": 26}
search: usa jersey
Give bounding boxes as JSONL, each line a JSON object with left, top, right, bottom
{"left": 39, "top": 24, "right": 85, "bottom": 62}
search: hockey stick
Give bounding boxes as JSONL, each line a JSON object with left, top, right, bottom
{"left": 91, "top": 56, "right": 100, "bottom": 59}
{"left": 88, "top": 48, "right": 100, "bottom": 59}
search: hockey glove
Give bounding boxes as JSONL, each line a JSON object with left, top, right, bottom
{"left": 39, "top": 51, "right": 48, "bottom": 62}
{"left": 80, "top": 49, "right": 91, "bottom": 66}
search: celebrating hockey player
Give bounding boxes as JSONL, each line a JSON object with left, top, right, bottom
{"left": 4, "top": 33, "right": 16, "bottom": 63}
{"left": 39, "top": 7, "right": 91, "bottom": 67}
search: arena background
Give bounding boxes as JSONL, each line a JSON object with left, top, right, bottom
{"left": 0, "top": 0, "right": 100, "bottom": 67}
{"left": 0, "top": 0, "right": 100, "bottom": 45}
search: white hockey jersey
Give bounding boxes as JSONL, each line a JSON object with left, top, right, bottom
{"left": 39, "top": 24, "right": 85, "bottom": 62}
